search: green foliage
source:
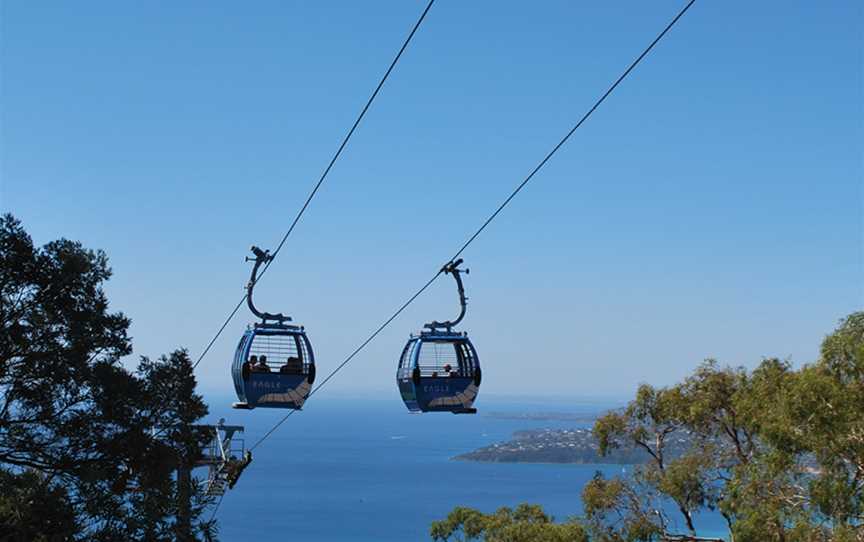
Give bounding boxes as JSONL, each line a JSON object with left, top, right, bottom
{"left": 593, "top": 412, "right": 627, "bottom": 457}
{"left": 0, "top": 469, "right": 79, "bottom": 540}
{"left": 430, "top": 503, "right": 587, "bottom": 542}
{"left": 820, "top": 312, "right": 864, "bottom": 381}
{"left": 582, "top": 472, "right": 662, "bottom": 542}
{"left": 0, "top": 214, "right": 214, "bottom": 541}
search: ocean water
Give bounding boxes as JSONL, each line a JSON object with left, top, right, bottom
{"left": 205, "top": 395, "right": 727, "bottom": 541}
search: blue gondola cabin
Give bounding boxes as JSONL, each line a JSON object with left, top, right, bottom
{"left": 397, "top": 330, "right": 480, "bottom": 414}
{"left": 232, "top": 323, "right": 315, "bottom": 409}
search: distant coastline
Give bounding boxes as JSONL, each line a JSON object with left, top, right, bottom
{"left": 483, "top": 411, "right": 603, "bottom": 423}
{"left": 454, "top": 427, "right": 689, "bottom": 465}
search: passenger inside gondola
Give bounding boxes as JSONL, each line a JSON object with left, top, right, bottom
{"left": 254, "top": 355, "right": 271, "bottom": 372}
{"left": 280, "top": 356, "right": 303, "bottom": 374}
{"left": 243, "top": 355, "right": 257, "bottom": 379}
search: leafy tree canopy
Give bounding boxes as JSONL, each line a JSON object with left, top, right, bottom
{"left": 430, "top": 504, "right": 588, "bottom": 542}
{"left": 0, "top": 214, "right": 214, "bottom": 541}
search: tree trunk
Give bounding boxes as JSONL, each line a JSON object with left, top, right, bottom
{"left": 176, "top": 462, "right": 193, "bottom": 541}
{"left": 722, "top": 511, "right": 734, "bottom": 542}
{"left": 681, "top": 506, "right": 696, "bottom": 536}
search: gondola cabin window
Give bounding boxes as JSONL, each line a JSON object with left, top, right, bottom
{"left": 246, "top": 333, "right": 310, "bottom": 375}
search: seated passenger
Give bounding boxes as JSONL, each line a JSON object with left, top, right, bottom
{"left": 243, "top": 355, "right": 257, "bottom": 379}
{"left": 254, "top": 355, "right": 271, "bottom": 373}
{"left": 431, "top": 371, "right": 438, "bottom": 378}
{"left": 280, "top": 356, "right": 303, "bottom": 374}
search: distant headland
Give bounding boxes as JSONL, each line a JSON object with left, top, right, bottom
{"left": 454, "top": 427, "right": 690, "bottom": 464}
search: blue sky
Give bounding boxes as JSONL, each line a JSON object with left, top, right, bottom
{"left": 2, "top": 0, "right": 861, "bottom": 400}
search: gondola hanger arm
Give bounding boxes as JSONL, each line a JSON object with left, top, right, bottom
{"left": 426, "top": 259, "right": 469, "bottom": 331}
{"left": 246, "top": 246, "right": 291, "bottom": 324}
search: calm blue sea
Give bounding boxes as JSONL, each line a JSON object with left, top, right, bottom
{"left": 204, "top": 395, "right": 727, "bottom": 541}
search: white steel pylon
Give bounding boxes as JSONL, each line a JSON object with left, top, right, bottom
{"left": 196, "top": 418, "right": 252, "bottom": 496}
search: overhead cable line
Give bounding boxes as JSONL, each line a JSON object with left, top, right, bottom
{"left": 208, "top": 493, "right": 225, "bottom": 525}
{"left": 248, "top": 0, "right": 698, "bottom": 451}
{"left": 192, "top": 0, "right": 437, "bottom": 370}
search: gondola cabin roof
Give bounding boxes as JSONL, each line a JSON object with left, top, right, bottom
{"left": 251, "top": 322, "right": 305, "bottom": 333}
{"left": 411, "top": 328, "right": 469, "bottom": 340}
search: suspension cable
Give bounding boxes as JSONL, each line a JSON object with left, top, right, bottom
{"left": 247, "top": 0, "right": 698, "bottom": 452}
{"left": 192, "top": 0, "right": 436, "bottom": 370}
{"left": 208, "top": 492, "right": 225, "bottom": 524}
